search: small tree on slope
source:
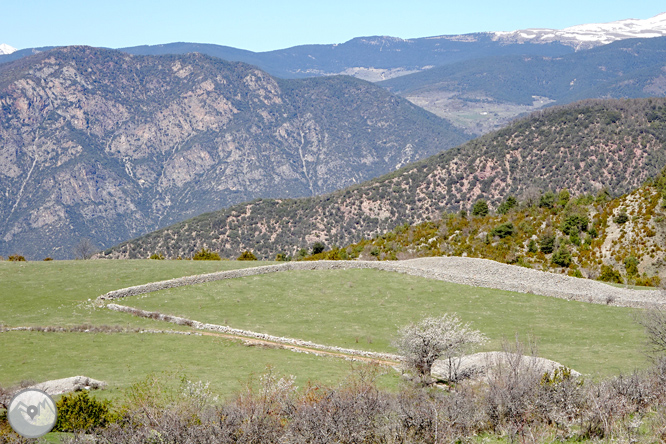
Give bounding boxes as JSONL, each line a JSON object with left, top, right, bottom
{"left": 394, "top": 314, "right": 486, "bottom": 384}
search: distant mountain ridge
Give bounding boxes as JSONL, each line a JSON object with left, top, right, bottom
{"left": 118, "top": 36, "right": 574, "bottom": 81}
{"left": 104, "top": 98, "right": 666, "bottom": 260}
{"left": 0, "top": 46, "right": 467, "bottom": 259}
{"left": 380, "top": 36, "right": 666, "bottom": 134}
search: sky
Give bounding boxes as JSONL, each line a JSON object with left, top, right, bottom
{"left": 2, "top": 1, "right": 665, "bottom": 52}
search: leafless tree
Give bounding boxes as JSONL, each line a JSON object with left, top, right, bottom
{"left": 520, "top": 187, "right": 541, "bottom": 208}
{"left": 394, "top": 314, "right": 486, "bottom": 383}
{"left": 74, "top": 238, "right": 98, "bottom": 260}
{"left": 637, "top": 306, "right": 666, "bottom": 359}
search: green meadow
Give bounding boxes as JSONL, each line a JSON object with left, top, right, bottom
{"left": 126, "top": 268, "right": 648, "bottom": 378}
{"left": 0, "top": 260, "right": 394, "bottom": 398}
{"left": 0, "top": 259, "right": 651, "bottom": 400}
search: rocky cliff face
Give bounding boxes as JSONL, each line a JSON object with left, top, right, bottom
{"left": 0, "top": 46, "right": 468, "bottom": 259}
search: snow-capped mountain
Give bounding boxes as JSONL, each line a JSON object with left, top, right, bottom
{"left": 0, "top": 43, "right": 17, "bottom": 55}
{"left": 494, "top": 12, "right": 666, "bottom": 50}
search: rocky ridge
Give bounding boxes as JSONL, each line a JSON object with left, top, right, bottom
{"left": 0, "top": 46, "right": 466, "bottom": 259}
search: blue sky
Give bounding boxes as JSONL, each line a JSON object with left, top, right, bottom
{"left": 2, "top": 1, "right": 665, "bottom": 52}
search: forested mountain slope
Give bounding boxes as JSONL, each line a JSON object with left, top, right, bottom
{"left": 104, "top": 98, "right": 666, "bottom": 260}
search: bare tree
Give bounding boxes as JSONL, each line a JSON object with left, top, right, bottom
{"left": 74, "top": 238, "right": 98, "bottom": 260}
{"left": 637, "top": 306, "right": 666, "bottom": 359}
{"left": 394, "top": 314, "right": 486, "bottom": 383}
{"left": 520, "top": 187, "right": 541, "bottom": 208}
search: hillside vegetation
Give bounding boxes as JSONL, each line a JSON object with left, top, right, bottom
{"left": 105, "top": 98, "right": 666, "bottom": 261}
{"left": 307, "top": 171, "right": 666, "bottom": 286}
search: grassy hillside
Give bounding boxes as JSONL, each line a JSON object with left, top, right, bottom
{"left": 104, "top": 98, "right": 666, "bottom": 260}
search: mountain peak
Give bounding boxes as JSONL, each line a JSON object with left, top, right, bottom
{"left": 493, "top": 12, "right": 666, "bottom": 49}
{"left": 0, "top": 43, "right": 17, "bottom": 55}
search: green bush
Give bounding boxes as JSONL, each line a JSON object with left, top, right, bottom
{"left": 539, "top": 234, "right": 556, "bottom": 254}
{"left": 561, "top": 214, "right": 589, "bottom": 235}
{"left": 490, "top": 222, "right": 514, "bottom": 239}
{"left": 149, "top": 253, "right": 165, "bottom": 260}
{"left": 527, "top": 239, "right": 538, "bottom": 253}
{"left": 570, "top": 232, "right": 581, "bottom": 246}
{"left": 614, "top": 212, "right": 629, "bottom": 225}
{"left": 539, "top": 191, "right": 556, "bottom": 209}
{"left": 8, "top": 254, "right": 26, "bottom": 262}
{"left": 497, "top": 196, "right": 518, "bottom": 215}
{"left": 312, "top": 242, "right": 326, "bottom": 255}
{"left": 557, "top": 189, "right": 571, "bottom": 207}
{"left": 193, "top": 248, "right": 221, "bottom": 260}
{"left": 54, "top": 391, "right": 113, "bottom": 432}
{"left": 598, "top": 265, "right": 623, "bottom": 284}
{"left": 624, "top": 256, "right": 639, "bottom": 277}
{"left": 471, "top": 199, "right": 489, "bottom": 217}
{"left": 237, "top": 250, "right": 257, "bottom": 261}
{"left": 551, "top": 245, "right": 572, "bottom": 268}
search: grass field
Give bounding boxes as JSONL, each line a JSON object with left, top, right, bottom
{"left": 0, "top": 260, "right": 397, "bottom": 399}
{"left": 125, "top": 268, "right": 649, "bottom": 378}
{"left": 0, "top": 259, "right": 651, "bottom": 401}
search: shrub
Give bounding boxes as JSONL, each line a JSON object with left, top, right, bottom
{"left": 624, "top": 256, "right": 639, "bottom": 277}
{"left": 54, "top": 391, "right": 113, "bottom": 432}
{"left": 237, "top": 250, "right": 257, "bottom": 261}
{"left": 562, "top": 214, "right": 589, "bottom": 235}
{"left": 149, "top": 253, "right": 165, "bottom": 260}
{"left": 558, "top": 189, "right": 571, "bottom": 207}
{"left": 193, "top": 248, "right": 221, "bottom": 260}
{"left": 8, "top": 254, "right": 26, "bottom": 262}
{"left": 490, "top": 222, "right": 515, "bottom": 238}
{"left": 614, "top": 211, "right": 629, "bottom": 225}
{"left": 598, "top": 265, "right": 623, "bottom": 283}
{"left": 275, "top": 252, "right": 289, "bottom": 261}
{"left": 43, "top": 257, "right": 53, "bottom": 261}
{"left": 570, "top": 232, "right": 581, "bottom": 246}
{"left": 539, "top": 191, "right": 556, "bottom": 209}
{"left": 551, "top": 245, "right": 572, "bottom": 268}
{"left": 497, "top": 196, "right": 518, "bottom": 215}
{"left": 312, "top": 242, "right": 326, "bottom": 255}
{"left": 539, "top": 234, "right": 556, "bottom": 254}
{"left": 471, "top": 199, "right": 489, "bottom": 217}
{"left": 527, "top": 239, "right": 538, "bottom": 253}
{"left": 638, "top": 307, "right": 666, "bottom": 358}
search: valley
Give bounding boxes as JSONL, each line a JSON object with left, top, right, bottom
{"left": 3, "top": 10, "right": 666, "bottom": 442}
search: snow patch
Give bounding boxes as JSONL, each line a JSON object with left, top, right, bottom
{"left": 0, "top": 43, "right": 17, "bottom": 55}
{"left": 492, "top": 12, "right": 666, "bottom": 49}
